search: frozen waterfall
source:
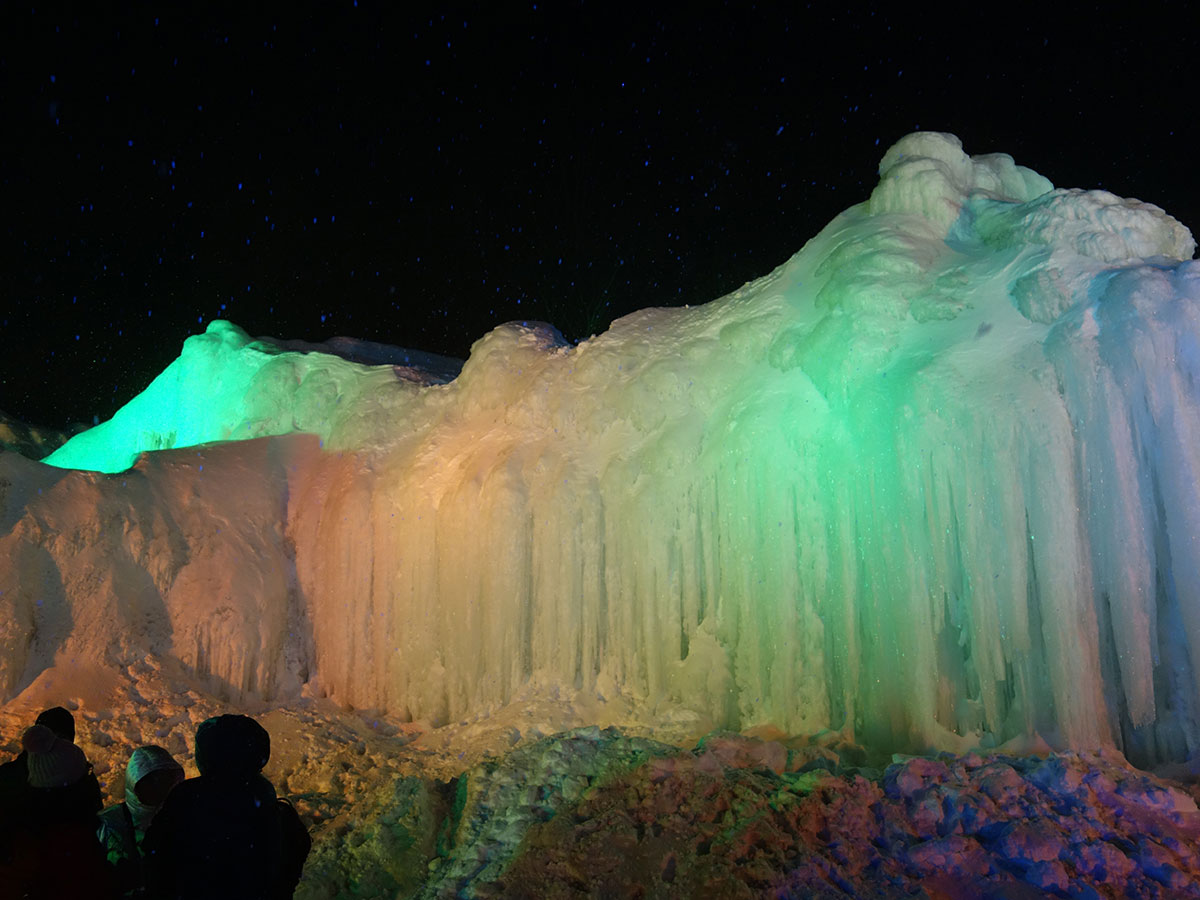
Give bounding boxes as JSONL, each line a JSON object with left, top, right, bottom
{"left": 5, "top": 132, "right": 1200, "bottom": 766}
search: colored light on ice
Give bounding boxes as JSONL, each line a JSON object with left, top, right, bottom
{"left": 8, "top": 133, "right": 1200, "bottom": 767}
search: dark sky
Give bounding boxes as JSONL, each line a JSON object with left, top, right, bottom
{"left": 2, "top": 2, "right": 1196, "bottom": 429}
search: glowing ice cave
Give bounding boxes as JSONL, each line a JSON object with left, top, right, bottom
{"left": 4, "top": 132, "right": 1200, "bottom": 766}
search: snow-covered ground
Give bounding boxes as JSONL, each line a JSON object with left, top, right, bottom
{"left": 4, "top": 669, "right": 1200, "bottom": 897}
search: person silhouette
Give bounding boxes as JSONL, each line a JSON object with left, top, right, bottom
{"left": 143, "top": 714, "right": 310, "bottom": 899}
{"left": 98, "top": 745, "right": 185, "bottom": 897}
{"left": 0, "top": 724, "right": 117, "bottom": 899}
{"left": 0, "top": 706, "right": 103, "bottom": 862}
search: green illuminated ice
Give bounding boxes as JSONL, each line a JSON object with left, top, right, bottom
{"left": 41, "top": 322, "right": 459, "bottom": 474}
{"left": 11, "top": 133, "right": 1200, "bottom": 764}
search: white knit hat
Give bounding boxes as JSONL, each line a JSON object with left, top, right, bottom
{"left": 22, "top": 724, "right": 88, "bottom": 788}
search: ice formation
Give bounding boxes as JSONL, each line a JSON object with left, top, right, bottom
{"left": 5, "top": 132, "right": 1200, "bottom": 765}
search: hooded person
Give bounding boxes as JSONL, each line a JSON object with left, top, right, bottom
{"left": 97, "top": 745, "right": 185, "bottom": 897}
{"left": 143, "top": 715, "right": 310, "bottom": 900}
{"left": 0, "top": 724, "right": 117, "bottom": 900}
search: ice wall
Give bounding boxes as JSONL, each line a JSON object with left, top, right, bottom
{"left": 0, "top": 436, "right": 315, "bottom": 706}
{"left": 9, "top": 132, "right": 1200, "bottom": 764}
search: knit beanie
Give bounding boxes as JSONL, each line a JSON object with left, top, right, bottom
{"left": 22, "top": 724, "right": 88, "bottom": 788}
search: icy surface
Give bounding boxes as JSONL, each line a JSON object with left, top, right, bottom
{"left": 40, "top": 324, "right": 458, "bottom": 474}
{"left": 7, "top": 132, "right": 1200, "bottom": 767}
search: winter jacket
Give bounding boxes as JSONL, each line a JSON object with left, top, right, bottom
{"left": 143, "top": 773, "right": 309, "bottom": 900}
{"left": 0, "top": 778, "right": 117, "bottom": 900}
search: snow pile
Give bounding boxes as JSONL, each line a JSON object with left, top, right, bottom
{"left": 476, "top": 733, "right": 1200, "bottom": 899}
{"left": 7, "top": 131, "right": 1200, "bottom": 766}
{"left": 0, "top": 438, "right": 316, "bottom": 707}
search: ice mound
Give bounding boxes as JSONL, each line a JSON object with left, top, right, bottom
{"left": 7, "top": 132, "right": 1200, "bottom": 768}
{"left": 869, "top": 131, "right": 1055, "bottom": 230}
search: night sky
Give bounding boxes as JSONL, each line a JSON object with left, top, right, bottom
{"left": 2, "top": 3, "right": 1196, "bottom": 430}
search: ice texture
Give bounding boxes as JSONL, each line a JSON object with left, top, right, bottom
{"left": 8, "top": 132, "right": 1200, "bottom": 765}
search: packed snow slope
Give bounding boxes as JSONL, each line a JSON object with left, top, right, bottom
{"left": 8, "top": 132, "right": 1200, "bottom": 766}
